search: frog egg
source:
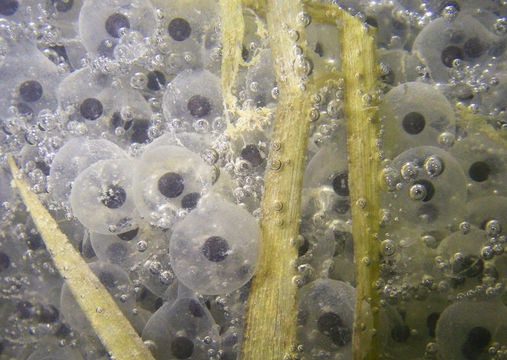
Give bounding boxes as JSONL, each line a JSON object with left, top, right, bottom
{"left": 302, "top": 144, "right": 350, "bottom": 220}
{"left": 437, "top": 229, "right": 488, "bottom": 288}
{"left": 378, "top": 49, "right": 421, "bottom": 87}
{"left": 244, "top": 49, "right": 276, "bottom": 108}
{"left": 78, "top": 0, "right": 156, "bottom": 60}
{"left": 297, "top": 279, "right": 355, "bottom": 359}
{"left": 90, "top": 227, "right": 146, "bottom": 268}
{"left": 0, "top": 0, "right": 44, "bottom": 21}
{"left": 59, "top": 261, "right": 149, "bottom": 335}
{"left": 450, "top": 134, "right": 507, "bottom": 198}
{"left": 387, "top": 146, "right": 467, "bottom": 230}
{"left": 56, "top": 67, "right": 111, "bottom": 123}
{"left": 379, "top": 82, "right": 456, "bottom": 158}
{"left": 466, "top": 196, "right": 507, "bottom": 236}
{"left": 100, "top": 87, "right": 153, "bottom": 144}
{"left": 412, "top": 13, "right": 499, "bottom": 82}
{"left": 49, "top": 0, "right": 84, "bottom": 40}
{"left": 161, "top": 0, "right": 219, "bottom": 70}
{"left": 360, "top": 2, "right": 412, "bottom": 49}
{"left": 133, "top": 144, "right": 212, "bottom": 228}
{"left": 383, "top": 295, "right": 450, "bottom": 358}
{"left": 142, "top": 297, "right": 219, "bottom": 360}
{"left": 162, "top": 69, "right": 223, "bottom": 127}
{"left": 92, "top": 225, "right": 175, "bottom": 297}
{"left": 436, "top": 300, "right": 507, "bottom": 360}
{"left": 70, "top": 158, "right": 139, "bottom": 234}
{"left": 0, "top": 41, "right": 62, "bottom": 124}
{"left": 48, "top": 137, "right": 127, "bottom": 206}
{"left": 169, "top": 193, "right": 260, "bottom": 295}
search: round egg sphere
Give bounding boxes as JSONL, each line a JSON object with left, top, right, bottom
{"left": 169, "top": 193, "right": 260, "bottom": 295}
{"left": 70, "top": 158, "right": 139, "bottom": 234}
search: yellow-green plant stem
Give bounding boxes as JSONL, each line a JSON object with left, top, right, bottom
{"left": 219, "top": 0, "right": 244, "bottom": 118}
{"left": 338, "top": 11, "right": 381, "bottom": 360}
{"left": 240, "top": 0, "right": 313, "bottom": 358}
{"left": 8, "top": 158, "right": 156, "bottom": 360}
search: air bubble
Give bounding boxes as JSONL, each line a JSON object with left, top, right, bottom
{"left": 381, "top": 239, "right": 396, "bottom": 256}
{"left": 424, "top": 156, "right": 444, "bottom": 177}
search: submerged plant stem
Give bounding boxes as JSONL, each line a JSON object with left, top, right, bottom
{"left": 8, "top": 158, "right": 155, "bottom": 360}
{"left": 240, "top": 0, "right": 312, "bottom": 358}
{"left": 338, "top": 11, "right": 381, "bottom": 360}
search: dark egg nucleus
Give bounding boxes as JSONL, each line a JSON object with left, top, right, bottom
{"left": 80, "top": 98, "right": 103, "bottom": 120}
{"left": 441, "top": 45, "right": 464, "bottom": 67}
{"left": 0, "top": 0, "right": 19, "bottom": 16}
{"left": 187, "top": 95, "right": 212, "bottom": 118}
{"left": 317, "top": 312, "right": 352, "bottom": 346}
{"left": 241, "top": 144, "right": 263, "bottom": 167}
{"left": 187, "top": 299, "right": 205, "bottom": 317}
{"left": 52, "top": 0, "right": 73, "bottom": 12}
{"left": 0, "top": 252, "right": 10, "bottom": 272}
{"left": 146, "top": 70, "right": 166, "bottom": 91}
{"left": 38, "top": 304, "right": 59, "bottom": 324}
{"left": 461, "top": 326, "right": 491, "bottom": 360}
{"left": 105, "top": 13, "right": 130, "bottom": 38}
{"left": 181, "top": 192, "right": 200, "bottom": 210}
{"left": 332, "top": 172, "right": 349, "bottom": 197}
{"left": 19, "top": 80, "right": 43, "bottom": 102}
{"left": 158, "top": 172, "right": 185, "bottom": 198}
{"left": 168, "top": 18, "right": 191, "bottom": 41}
{"left": 116, "top": 227, "right": 139, "bottom": 241}
{"left": 202, "top": 236, "right": 229, "bottom": 262}
{"left": 468, "top": 161, "right": 491, "bottom": 182}
{"left": 100, "top": 184, "right": 127, "bottom": 209}
{"left": 171, "top": 336, "right": 194, "bottom": 359}
{"left": 402, "top": 112, "right": 425, "bottom": 135}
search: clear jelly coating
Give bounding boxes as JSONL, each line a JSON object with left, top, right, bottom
{"left": 436, "top": 300, "right": 507, "bottom": 360}
{"left": 297, "top": 279, "right": 356, "bottom": 359}
{"left": 387, "top": 146, "right": 467, "bottom": 230}
{"left": 78, "top": 0, "right": 156, "bottom": 61}
{"left": 133, "top": 144, "right": 212, "bottom": 228}
{"left": 162, "top": 69, "right": 223, "bottom": 128}
{"left": 142, "top": 297, "right": 219, "bottom": 360}
{"left": 47, "top": 137, "right": 127, "bottom": 206}
{"left": 412, "top": 13, "right": 499, "bottom": 82}
{"left": 0, "top": 40, "right": 62, "bottom": 127}
{"left": 169, "top": 193, "right": 260, "bottom": 295}
{"left": 450, "top": 133, "right": 507, "bottom": 198}
{"left": 379, "top": 82, "right": 456, "bottom": 158}
{"left": 70, "top": 158, "right": 138, "bottom": 234}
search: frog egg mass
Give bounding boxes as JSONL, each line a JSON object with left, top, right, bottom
{"left": 0, "top": 0, "right": 506, "bottom": 359}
